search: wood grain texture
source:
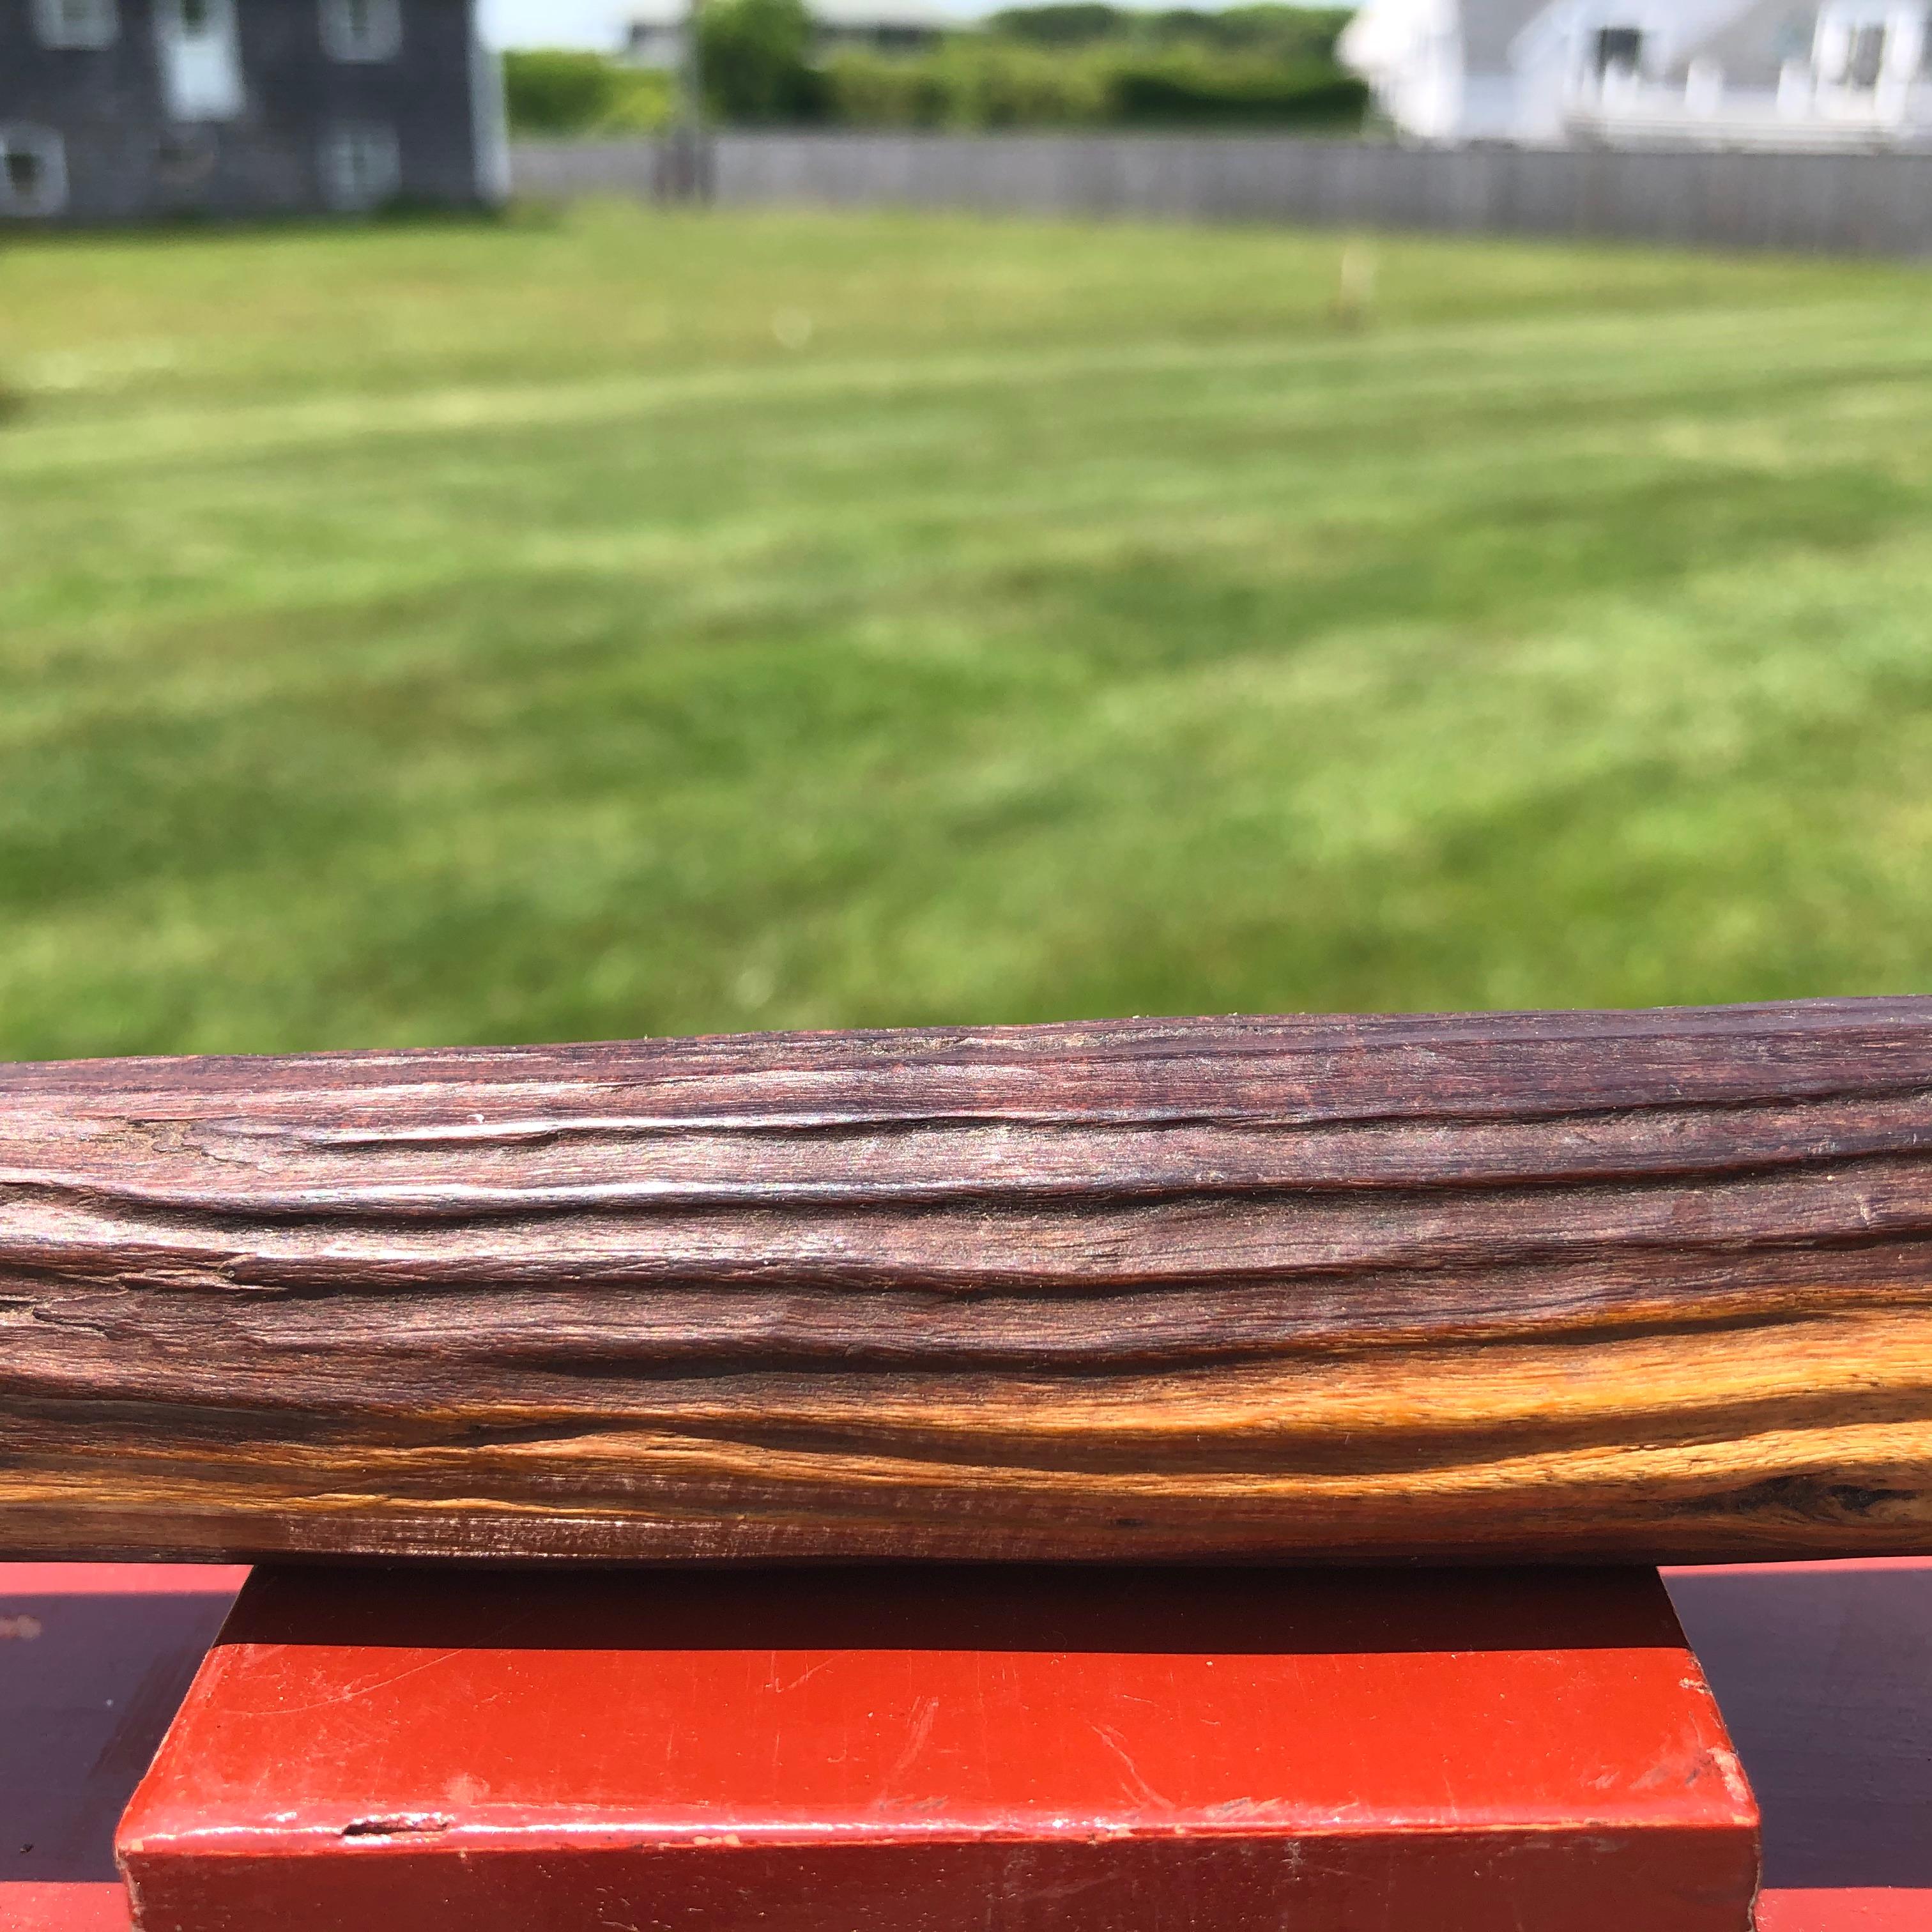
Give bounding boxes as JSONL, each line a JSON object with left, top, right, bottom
{"left": 6, "top": 999, "right": 1932, "bottom": 1565}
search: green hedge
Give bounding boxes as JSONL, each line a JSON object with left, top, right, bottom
{"left": 505, "top": 13, "right": 1366, "bottom": 135}
{"left": 824, "top": 41, "right": 1107, "bottom": 126}
{"left": 988, "top": 4, "right": 1354, "bottom": 59}
{"left": 505, "top": 50, "right": 676, "bottom": 134}
{"left": 1108, "top": 55, "right": 1368, "bottom": 126}
{"left": 821, "top": 42, "right": 1367, "bottom": 129}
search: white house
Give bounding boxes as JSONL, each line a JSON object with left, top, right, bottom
{"left": 1340, "top": 0, "right": 1932, "bottom": 147}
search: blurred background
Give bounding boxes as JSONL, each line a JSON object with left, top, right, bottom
{"left": 4, "top": 0, "right": 1931, "bottom": 1061}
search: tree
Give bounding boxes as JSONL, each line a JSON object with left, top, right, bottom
{"left": 698, "top": 0, "right": 823, "bottom": 124}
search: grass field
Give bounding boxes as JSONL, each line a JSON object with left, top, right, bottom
{"left": 3, "top": 203, "right": 1932, "bottom": 1060}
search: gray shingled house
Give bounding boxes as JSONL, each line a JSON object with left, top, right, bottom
{"left": 0, "top": 0, "right": 507, "bottom": 224}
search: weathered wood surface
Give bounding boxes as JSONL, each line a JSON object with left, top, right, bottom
{"left": 5, "top": 999, "right": 1932, "bottom": 1565}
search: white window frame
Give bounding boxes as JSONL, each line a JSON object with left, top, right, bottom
{"left": 470, "top": 31, "right": 510, "bottom": 204}
{"left": 1777, "top": 54, "right": 1814, "bottom": 112}
{"left": 0, "top": 125, "right": 70, "bottom": 217}
{"left": 31, "top": 0, "right": 118, "bottom": 50}
{"left": 321, "top": 0, "right": 404, "bottom": 63}
{"left": 154, "top": 0, "right": 247, "bottom": 122}
{"left": 1814, "top": 3, "right": 1906, "bottom": 82}
{"left": 1683, "top": 55, "right": 1724, "bottom": 113}
{"left": 320, "top": 122, "right": 402, "bottom": 211}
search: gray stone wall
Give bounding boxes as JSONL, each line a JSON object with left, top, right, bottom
{"left": 0, "top": 0, "right": 494, "bottom": 222}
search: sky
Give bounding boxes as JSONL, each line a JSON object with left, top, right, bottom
{"left": 479, "top": 1, "right": 634, "bottom": 49}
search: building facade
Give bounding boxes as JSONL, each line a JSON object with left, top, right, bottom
{"left": 0, "top": 0, "right": 508, "bottom": 222}
{"left": 1341, "top": 0, "right": 1932, "bottom": 148}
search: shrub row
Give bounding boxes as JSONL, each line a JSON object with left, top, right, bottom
{"left": 505, "top": 51, "right": 677, "bottom": 134}
{"left": 506, "top": 5, "right": 1365, "bottom": 134}
{"left": 818, "top": 43, "right": 1365, "bottom": 129}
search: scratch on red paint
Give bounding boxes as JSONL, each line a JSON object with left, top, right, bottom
{"left": 1091, "top": 1722, "right": 1173, "bottom": 1811}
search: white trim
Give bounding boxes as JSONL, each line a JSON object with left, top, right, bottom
{"left": 0, "top": 125, "right": 70, "bottom": 217}
{"left": 1685, "top": 54, "right": 1724, "bottom": 113}
{"left": 321, "top": 121, "right": 402, "bottom": 210}
{"left": 321, "top": 0, "right": 404, "bottom": 63}
{"left": 155, "top": 0, "right": 247, "bottom": 122}
{"left": 31, "top": 0, "right": 118, "bottom": 49}
{"left": 470, "top": 30, "right": 511, "bottom": 204}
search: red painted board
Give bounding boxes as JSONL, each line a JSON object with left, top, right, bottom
{"left": 1755, "top": 1896, "right": 1932, "bottom": 1931}
{"left": 0, "top": 1569, "right": 250, "bottom": 1600}
{"left": 52, "top": 1886, "right": 1924, "bottom": 1932}
{"left": 47, "top": 1887, "right": 1932, "bottom": 1932}
{"left": 0, "top": 1885, "right": 132, "bottom": 1932}
{"left": 118, "top": 1565, "right": 1758, "bottom": 1932}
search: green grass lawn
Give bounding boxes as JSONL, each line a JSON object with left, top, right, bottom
{"left": 3, "top": 203, "right": 1931, "bottom": 1059}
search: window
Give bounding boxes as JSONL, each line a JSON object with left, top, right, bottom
{"left": 321, "top": 123, "right": 401, "bottom": 210}
{"left": 0, "top": 126, "right": 68, "bottom": 217}
{"left": 1816, "top": 8, "right": 1903, "bottom": 88}
{"left": 1593, "top": 26, "right": 1645, "bottom": 77}
{"left": 1845, "top": 21, "right": 1887, "bottom": 84}
{"left": 155, "top": 0, "right": 245, "bottom": 121}
{"left": 321, "top": 0, "right": 403, "bottom": 63}
{"left": 31, "top": 0, "right": 118, "bottom": 49}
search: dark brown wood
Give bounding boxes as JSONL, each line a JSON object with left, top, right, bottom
{"left": 6, "top": 999, "right": 1932, "bottom": 1565}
